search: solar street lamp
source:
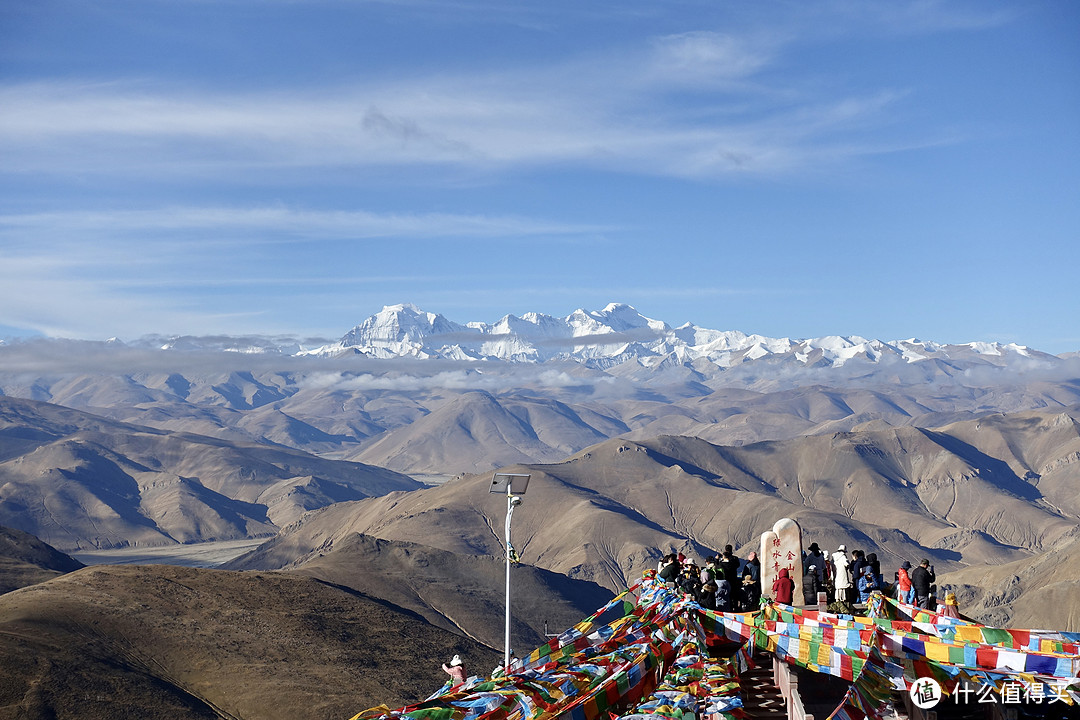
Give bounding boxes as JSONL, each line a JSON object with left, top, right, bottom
{"left": 490, "top": 472, "right": 530, "bottom": 669}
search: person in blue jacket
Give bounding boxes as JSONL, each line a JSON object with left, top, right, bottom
{"left": 857, "top": 566, "right": 879, "bottom": 603}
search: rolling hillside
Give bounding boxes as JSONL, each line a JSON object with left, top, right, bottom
{"left": 0, "top": 396, "right": 421, "bottom": 551}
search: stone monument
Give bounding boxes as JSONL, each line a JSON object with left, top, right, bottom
{"left": 760, "top": 517, "right": 803, "bottom": 605}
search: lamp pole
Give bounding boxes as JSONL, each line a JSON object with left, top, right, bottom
{"left": 504, "top": 488, "right": 515, "bottom": 669}
{"left": 489, "top": 473, "right": 530, "bottom": 671}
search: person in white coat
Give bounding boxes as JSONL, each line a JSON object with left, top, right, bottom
{"left": 831, "top": 545, "right": 853, "bottom": 604}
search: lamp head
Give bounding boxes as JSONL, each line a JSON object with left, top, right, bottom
{"left": 509, "top": 495, "right": 523, "bottom": 506}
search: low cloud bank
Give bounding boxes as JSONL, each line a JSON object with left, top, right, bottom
{"left": 0, "top": 337, "right": 624, "bottom": 396}
{"left": 1, "top": 336, "right": 1078, "bottom": 397}
{"left": 299, "top": 368, "right": 611, "bottom": 393}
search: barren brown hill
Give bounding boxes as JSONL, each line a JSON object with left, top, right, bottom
{"left": 0, "top": 395, "right": 421, "bottom": 551}
{"left": 940, "top": 526, "right": 1080, "bottom": 631}
{"left": 348, "top": 390, "right": 624, "bottom": 475}
{"left": 235, "top": 408, "right": 1080, "bottom": 629}
{"left": 5, "top": 356, "right": 1080, "bottom": 478}
{"left": 0, "top": 564, "right": 499, "bottom": 720}
{"left": 229, "top": 533, "right": 613, "bottom": 651}
{"left": 0, "top": 525, "right": 84, "bottom": 595}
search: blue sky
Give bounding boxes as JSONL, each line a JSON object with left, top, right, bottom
{"left": 1, "top": 1, "right": 1078, "bottom": 351}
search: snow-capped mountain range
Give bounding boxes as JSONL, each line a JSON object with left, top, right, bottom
{"left": 304, "top": 302, "right": 1055, "bottom": 370}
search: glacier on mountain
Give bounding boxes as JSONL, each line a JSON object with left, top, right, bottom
{"left": 300, "top": 302, "right": 1055, "bottom": 373}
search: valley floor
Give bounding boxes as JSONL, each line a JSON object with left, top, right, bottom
{"left": 71, "top": 537, "right": 268, "bottom": 568}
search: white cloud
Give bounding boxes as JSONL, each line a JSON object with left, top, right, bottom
{"left": 0, "top": 256, "right": 226, "bottom": 339}
{"left": 0, "top": 207, "right": 609, "bottom": 241}
{"left": 648, "top": 31, "right": 777, "bottom": 84}
{"left": 297, "top": 367, "right": 605, "bottom": 393}
{"left": 0, "top": 39, "right": 919, "bottom": 182}
{"left": 0, "top": 204, "right": 616, "bottom": 338}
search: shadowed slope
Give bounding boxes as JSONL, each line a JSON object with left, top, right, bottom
{"left": 0, "top": 525, "right": 84, "bottom": 594}
{"left": 229, "top": 533, "right": 614, "bottom": 651}
{"left": 0, "top": 396, "right": 421, "bottom": 551}
{"left": 0, "top": 564, "right": 499, "bottom": 719}
{"left": 941, "top": 527, "right": 1080, "bottom": 631}
{"left": 230, "top": 409, "right": 1080, "bottom": 631}
{"left": 349, "top": 391, "right": 619, "bottom": 474}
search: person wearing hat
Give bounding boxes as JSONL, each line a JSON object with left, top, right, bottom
{"left": 804, "top": 543, "right": 826, "bottom": 585}
{"left": 940, "top": 592, "right": 961, "bottom": 618}
{"left": 802, "top": 564, "right": 823, "bottom": 605}
{"left": 895, "top": 561, "right": 915, "bottom": 604}
{"left": 679, "top": 560, "right": 703, "bottom": 597}
{"left": 832, "top": 545, "right": 853, "bottom": 604}
{"left": 442, "top": 654, "right": 466, "bottom": 685}
{"left": 698, "top": 580, "right": 718, "bottom": 610}
{"left": 857, "top": 565, "right": 879, "bottom": 603}
{"left": 740, "top": 552, "right": 761, "bottom": 611}
{"left": 492, "top": 650, "right": 518, "bottom": 677}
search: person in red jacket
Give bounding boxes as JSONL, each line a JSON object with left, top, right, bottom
{"left": 772, "top": 567, "right": 795, "bottom": 605}
{"left": 896, "top": 561, "right": 915, "bottom": 604}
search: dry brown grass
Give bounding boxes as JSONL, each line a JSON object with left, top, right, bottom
{"left": 0, "top": 564, "right": 499, "bottom": 720}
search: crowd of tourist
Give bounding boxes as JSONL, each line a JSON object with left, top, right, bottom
{"left": 656, "top": 545, "right": 762, "bottom": 612}
{"left": 657, "top": 541, "right": 957, "bottom": 616}
{"left": 814, "top": 543, "right": 941, "bottom": 611}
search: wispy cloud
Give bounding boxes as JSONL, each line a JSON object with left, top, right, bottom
{"left": 0, "top": 33, "right": 921, "bottom": 182}
{"left": 299, "top": 367, "right": 609, "bottom": 393}
{"left": 0, "top": 205, "right": 614, "bottom": 337}
{"left": 0, "top": 207, "right": 610, "bottom": 242}
{"left": 0, "top": 1, "right": 1032, "bottom": 345}
{"left": 0, "top": 339, "right": 623, "bottom": 394}
{"left": 0, "top": 1, "right": 1015, "bottom": 183}
{"left": 831, "top": 0, "right": 1018, "bottom": 34}
{"left": 646, "top": 31, "right": 779, "bottom": 86}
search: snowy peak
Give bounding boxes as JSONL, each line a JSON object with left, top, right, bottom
{"left": 565, "top": 303, "right": 668, "bottom": 336}
{"left": 485, "top": 312, "right": 570, "bottom": 341}
{"left": 337, "top": 304, "right": 476, "bottom": 358}
{"left": 314, "top": 303, "right": 1062, "bottom": 371}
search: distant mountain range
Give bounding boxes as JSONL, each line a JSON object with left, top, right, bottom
{"left": 3, "top": 302, "right": 1080, "bottom": 633}
{"left": 175, "top": 302, "right": 1066, "bottom": 370}
{"left": 13, "top": 301, "right": 1061, "bottom": 371}
{"left": 2, "top": 303, "right": 1079, "bottom": 478}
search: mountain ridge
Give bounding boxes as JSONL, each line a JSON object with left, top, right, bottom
{"left": 0, "top": 395, "right": 422, "bottom": 551}
{"left": 304, "top": 303, "right": 1063, "bottom": 372}
{"left": 233, "top": 405, "right": 1080, "bottom": 630}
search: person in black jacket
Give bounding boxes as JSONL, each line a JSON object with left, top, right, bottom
{"left": 850, "top": 550, "right": 867, "bottom": 587}
{"left": 698, "top": 581, "right": 717, "bottom": 610}
{"left": 719, "top": 546, "right": 740, "bottom": 588}
{"left": 741, "top": 552, "right": 761, "bottom": 610}
{"left": 803, "top": 543, "right": 826, "bottom": 586}
{"left": 679, "top": 561, "right": 703, "bottom": 598}
{"left": 658, "top": 554, "right": 681, "bottom": 585}
{"left": 910, "top": 559, "right": 936, "bottom": 609}
{"left": 802, "top": 565, "right": 822, "bottom": 605}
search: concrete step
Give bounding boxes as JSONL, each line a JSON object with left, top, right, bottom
{"left": 740, "top": 659, "right": 788, "bottom": 720}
